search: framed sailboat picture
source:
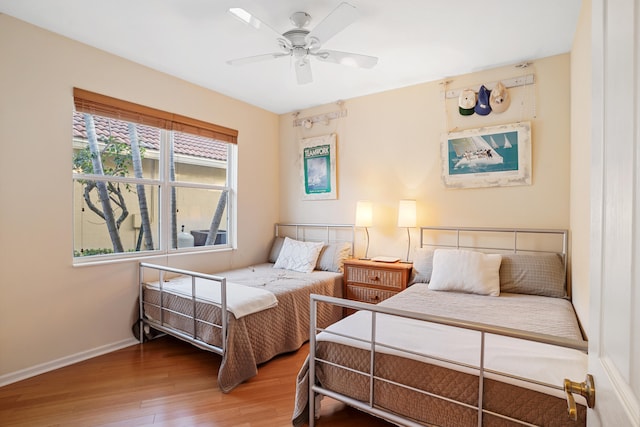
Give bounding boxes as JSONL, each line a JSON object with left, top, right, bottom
{"left": 441, "top": 122, "right": 531, "bottom": 189}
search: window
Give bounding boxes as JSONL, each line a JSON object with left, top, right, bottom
{"left": 72, "top": 88, "right": 237, "bottom": 262}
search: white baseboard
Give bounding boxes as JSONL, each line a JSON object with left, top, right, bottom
{"left": 0, "top": 337, "right": 140, "bottom": 387}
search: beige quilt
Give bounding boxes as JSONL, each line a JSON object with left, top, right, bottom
{"left": 293, "top": 285, "right": 587, "bottom": 426}
{"left": 143, "top": 263, "right": 343, "bottom": 392}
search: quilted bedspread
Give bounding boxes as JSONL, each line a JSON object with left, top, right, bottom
{"left": 292, "top": 285, "right": 588, "bottom": 426}
{"left": 143, "top": 263, "right": 343, "bottom": 392}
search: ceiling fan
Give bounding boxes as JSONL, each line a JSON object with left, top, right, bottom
{"left": 227, "top": 2, "right": 378, "bottom": 84}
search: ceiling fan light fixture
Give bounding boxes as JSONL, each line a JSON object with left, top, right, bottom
{"left": 293, "top": 47, "right": 307, "bottom": 58}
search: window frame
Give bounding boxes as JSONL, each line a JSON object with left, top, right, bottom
{"left": 72, "top": 88, "right": 237, "bottom": 265}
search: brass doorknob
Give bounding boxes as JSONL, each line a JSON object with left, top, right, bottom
{"left": 563, "top": 374, "right": 595, "bottom": 421}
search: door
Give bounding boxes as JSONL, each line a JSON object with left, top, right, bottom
{"left": 589, "top": 0, "right": 639, "bottom": 425}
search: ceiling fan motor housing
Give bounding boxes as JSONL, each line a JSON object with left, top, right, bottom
{"left": 283, "top": 29, "right": 310, "bottom": 48}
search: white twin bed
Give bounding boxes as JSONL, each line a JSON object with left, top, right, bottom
{"left": 293, "top": 226, "right": 590, "bottom": 427}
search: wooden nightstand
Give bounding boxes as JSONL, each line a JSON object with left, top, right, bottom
{"left": 343, "top": 259, "right": 412, "bottom": 314}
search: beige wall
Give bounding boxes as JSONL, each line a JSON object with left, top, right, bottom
{"left": 279, "top": 55, "right": 572, "bottom": 264}
{"left": 0, "top": 15, "right": 279, "bottom": 380}
{"left": 569, "top": 0, "right": 592, "bottom": 335}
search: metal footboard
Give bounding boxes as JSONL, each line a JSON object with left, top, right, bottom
{"left": 308, "top": 294, "right": 588, "bottom": 427}
{"left": 138, "top": 262, "right": 228, "bottom": 355}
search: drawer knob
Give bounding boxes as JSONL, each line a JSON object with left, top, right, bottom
{"left": 370, "top": 275, "right": 380, "bottom": 281}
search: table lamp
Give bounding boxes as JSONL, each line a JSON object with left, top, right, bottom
{"left": 397, "top": 199, "right": 416, "bottom": 263}
{"left": 355, "top": 200, "right": 373, "bottom": 260}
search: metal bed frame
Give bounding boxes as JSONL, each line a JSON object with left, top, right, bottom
{"left": 138, "top": 263, "right": 228, "bottom": 353}
{"left": 275, "top": 223, "right": 356, "bottom": 255}
{"left": 137, "top": 223, "right": 355, "bottom": 356}
{"left": 307, "top": 226, "right": 590, "bottom": 427}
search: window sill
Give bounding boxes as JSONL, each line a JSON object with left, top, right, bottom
{"left": 72, "top": 246, "right": 234, "bottom": 268}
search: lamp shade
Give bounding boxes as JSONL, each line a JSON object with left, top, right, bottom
{"left": 355, "top": 200, "right": 373, "bottom": 227}
{"left": 397, "top": 200, "right": 417, "bottom": 228}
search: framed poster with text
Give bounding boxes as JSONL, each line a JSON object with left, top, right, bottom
{"left": 300, "top": 133, "right": 337, "bottom": 200}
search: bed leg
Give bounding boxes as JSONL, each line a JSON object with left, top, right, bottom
{"left": 138, "top": 319, "right": 144, "bottom": 344}
{"left": 131, "top": 318, "right": 146, "bottom": 343}
{"left": 309, "top": 385, "right": 315, "bottom": 426}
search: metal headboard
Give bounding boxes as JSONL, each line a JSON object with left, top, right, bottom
{"left": 275, "top": 223, "right": 356, "bottom": 256}
{"left": 419, "top": 226, "right": 569, "bottom": 296}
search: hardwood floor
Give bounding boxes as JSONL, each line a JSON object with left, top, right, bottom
{"left": 0, "top": 336, "right": 393, "bottom": 426}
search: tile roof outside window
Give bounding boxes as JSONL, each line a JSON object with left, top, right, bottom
{"left": 72, "top": 113, "right": 227, "bottom": 161}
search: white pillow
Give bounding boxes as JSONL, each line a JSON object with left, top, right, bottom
{"left": 316, "top": 242, "right": 351, "bottom": 273}
{"left": 273, "top": 237, "right": 324, "bottom": 273}
{"left": 428, "top": 249, "right": 502, "bottom": 296}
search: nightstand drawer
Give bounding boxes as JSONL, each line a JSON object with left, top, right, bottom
{"left": 347, "top": 266, "right": 404, "bottom": 289}
{"left": 346, "top": 285, "right": 397, "bottom": 304}
{"left": 342, "top": 259, "right": 411, "bottom": 317}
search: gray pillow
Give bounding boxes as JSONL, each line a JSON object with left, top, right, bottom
{"left": 409, "top": 247, "right": 434, "bottom": 284}
{"left": 499, "top": 253, "right": 566, "bottom": 298}
{"left": 316, "top": 242, "right": 351, "bottom": 273}
{"left": 268, "top": 236, "right": 285, "bottom": 263}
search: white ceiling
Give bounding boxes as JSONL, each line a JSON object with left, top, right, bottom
{"left": 0, "top": 0, "right": 581, "bottom": 114}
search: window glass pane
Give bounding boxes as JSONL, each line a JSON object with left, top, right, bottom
{"left": 172, "top": 188, "right": 228, "bottom": 249}
{"left": 171, "top": 131, "right": 228, "bottom": 185}
{"left": 73, "top": 181, "right": 159, "bottom": 256}
{"left": 73, "top": 112, "right": 159, "bottom": 180}
{"left": 72, "top": 104, "right": 234, "bottom": 261}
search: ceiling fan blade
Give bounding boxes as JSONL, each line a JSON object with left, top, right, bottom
{"left": 228, "top": 7, "right": 283, "bottom": 39}
{"left": 313, "top": 50, "right": 378, "bottom": 69}
{"left": 307, "top": 2, "right": 358, "bottom": 46}
{"left": 295, "top": 59, "right": 313, "bottom": 85}
{"left": 227, "top": 52, "right": 289, "bottom": 66}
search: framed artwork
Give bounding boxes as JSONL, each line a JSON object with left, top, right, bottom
{"left": 300, "top": 133, "right": 337, "bottom": 200}
{"left": 441, "top": 122, "right": 532, "bottom": 189}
